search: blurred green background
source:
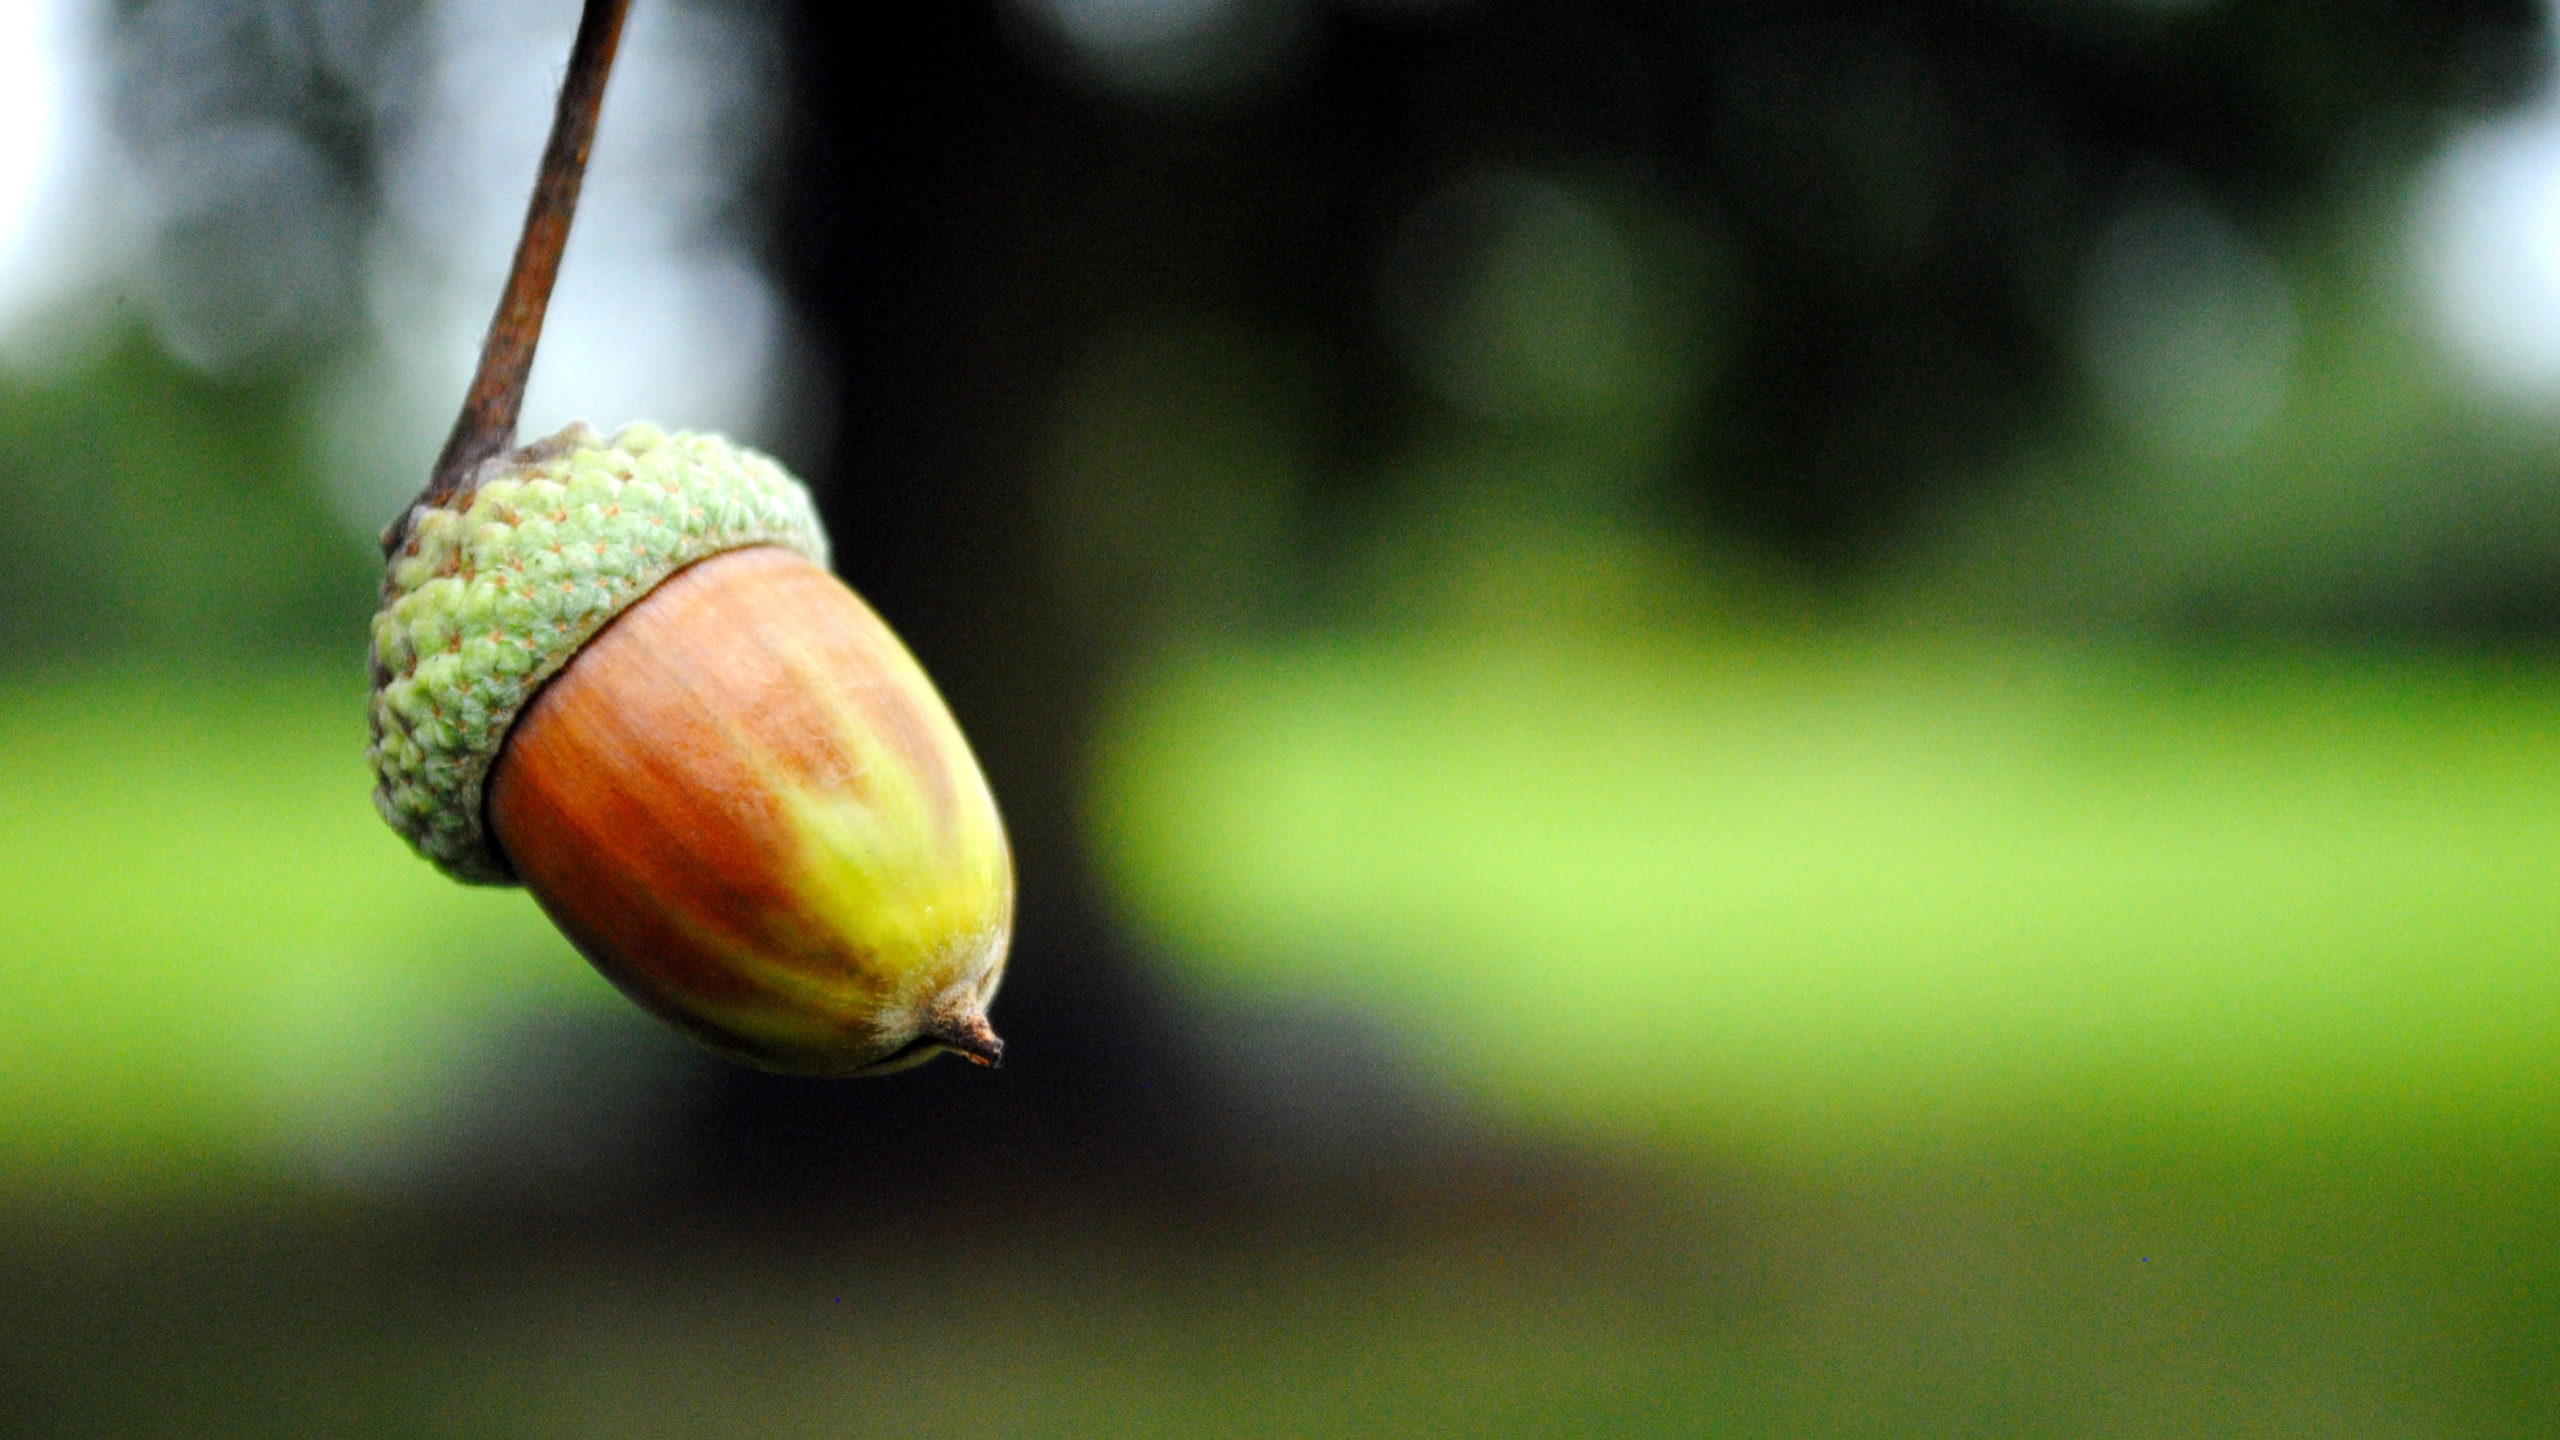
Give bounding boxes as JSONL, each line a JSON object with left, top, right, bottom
{"left": 8, "top": 0, "right": 2560, "bottom": 1433}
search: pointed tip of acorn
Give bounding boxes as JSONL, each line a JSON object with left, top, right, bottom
{"left": 931, "top": 1012, "right": 1004, "bottom": 1069}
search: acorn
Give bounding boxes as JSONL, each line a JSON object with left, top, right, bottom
{"left": 365, "top": 0, "right": 1011, "bottom": 1075}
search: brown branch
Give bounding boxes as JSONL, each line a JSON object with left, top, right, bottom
{"left": 388, "top": 0, "right": 634, "bottom": 555}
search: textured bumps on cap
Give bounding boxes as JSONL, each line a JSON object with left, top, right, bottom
{"left": 368, "top": 421, "right": 832, "bottom": 883}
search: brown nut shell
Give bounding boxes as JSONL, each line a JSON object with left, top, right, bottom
{"left": 485, "top": 544, "right": 1013, "bottom": 1075}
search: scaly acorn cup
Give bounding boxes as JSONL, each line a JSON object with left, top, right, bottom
{"left": 369, "top": 421, "right": 1014, "bottom": 1075}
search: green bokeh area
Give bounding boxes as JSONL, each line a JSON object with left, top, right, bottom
{"left": 0, "top": 667, "right": 611, "bottom": 1189}
{"left": 1096, "top": 629, "right": 2560, "bottom": 1159}
{"left": 1057, "top": 623, "right": 2560, "bottom": 1436}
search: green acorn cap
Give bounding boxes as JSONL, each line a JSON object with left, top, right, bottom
{"left": 367, "top": 421, "right": 831, "bottom": 884}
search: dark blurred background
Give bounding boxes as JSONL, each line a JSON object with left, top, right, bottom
{"left": 8, "top": 0, "right": 2560, "bottom": 1433}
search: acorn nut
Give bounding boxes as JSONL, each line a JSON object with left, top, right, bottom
{"left": 368, "top": 424, "right": 1012, "bottom": 1074}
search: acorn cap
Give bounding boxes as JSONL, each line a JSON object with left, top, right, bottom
{"left": 368, "top": 421, "right": 831, "bottom": 883}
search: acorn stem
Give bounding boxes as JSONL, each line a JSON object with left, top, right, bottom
{"left": 393, "top": 0, "right": 633, "bottom": 554}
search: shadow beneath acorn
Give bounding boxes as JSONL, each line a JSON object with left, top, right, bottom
{"left": 399, "top": 893, "right": 1696, "bottom": 1265}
